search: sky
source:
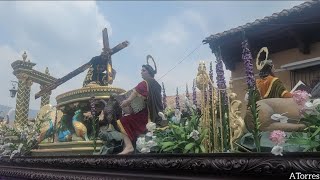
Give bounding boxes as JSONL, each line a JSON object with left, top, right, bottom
{"left": 0, "top": 1, "right": 304, "bottom": 110}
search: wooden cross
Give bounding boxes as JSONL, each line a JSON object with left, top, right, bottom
{"left": 34, "top": 28, "right": 129, "bottom": 99}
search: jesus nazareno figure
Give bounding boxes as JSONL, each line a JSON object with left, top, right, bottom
{"left": 82, "top": 54, "right": 116, "bottom": 87}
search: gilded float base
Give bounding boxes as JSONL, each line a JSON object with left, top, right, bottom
{"left": 31, "top": 140, "right": 103, "bottom": 156}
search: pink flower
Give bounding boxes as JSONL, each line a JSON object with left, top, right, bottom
{"left": 292, "top": 90, "right": 310, "bottom": 106}
{"left": 269, "top": 130, "right": 286, "bottom": 145}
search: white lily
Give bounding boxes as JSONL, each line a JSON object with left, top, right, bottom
{"left": 146, "top": 122, "right": 156, "bottom": 132}
{"left": 136, "top": 137, "right": 146, "bottom": 150}
{"left": 271, "top": 145, "right": 283, "bottom": 156}
{"left": 140, "top": 147, "right": 151, "bottom": 153}
{"left": 146, "top": 132, "right": 153, "bottom": 137}
{"left": 271, "top": 113, "right": 288, "bottom": 123}
{"left": 146, "top": 140, "right": 157, "bottom": 148}
{"left": 158, "top": 112, "right": 167, "bottom": 120}
{"left": 188, "top": 130, "right": 200, "bottom": 141}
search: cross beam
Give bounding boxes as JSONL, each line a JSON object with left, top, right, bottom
{"left": 34, "top": 28, "right": 129, "bottom": 99}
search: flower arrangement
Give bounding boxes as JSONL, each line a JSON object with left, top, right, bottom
{"left": 287, "top": 90, "right": 320, "bottom": 152}
{"left": 269, "top": 130, "right": 286, "bottom": 156}
{"left": 150, "top": 97, "right": 207, "bottom": 153}
{"left": 135, "top": 122, "right": 158, "bottom": 153}
{"left": 0, "top": 110, "right": 49, "bottom": 159}
{"left": 292, "top": 90, "right": 310, "bottom": 106}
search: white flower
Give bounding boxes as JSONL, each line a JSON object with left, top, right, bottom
{"left": 188, "top": 130, "right": 200, "bottom": 141}
{"left": 184, "top": 97, "right": 193, "bottom": 108}
{"left": 192, "top": 105, "right": 197, "bottom": 110}
{"left": 280, "top": 118, "right": 288, "bottom": 123}
{"left": 146, "top": 122, "right": 156, "bottom": 132}
{"left": 171, "top": 109, "right": 182, "bottom": 124}
{"left": 271, "top": 113, "right": 288, "bottom": 123}
{"left": 140, "top": 147, "right": 151, "bottom": 153}
{"left": 146, "top": 132, "right": 153, "bottom": 137}
{"left": 271, "top": 145, "right": 283, "bottom": 156}
{"left": 146, "top": 140, "right": 157, "bottom": 148}
{"left": 303, "top": 99, "right": 320, "bottom": 116}
{"left": 136, "top": 137, "right": 146, "bottom": 150}
{"left": 175, "top": 109, "right": 182, "bottom": 117}
{"left": 158, "top": 112, "right": 167, "bottom": 120}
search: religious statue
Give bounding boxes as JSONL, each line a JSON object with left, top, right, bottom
{"left": 82, "top": 54, "right": 116, "bottom": 87}
{"left": 244, "top": 47, "right": 306, "bottom": 132}
{"left": 35, "top": 28, "right": 129, "bottom": 99}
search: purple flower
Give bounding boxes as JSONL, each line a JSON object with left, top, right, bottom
{"left": 215, "top": 57, "right": 227, "bottom": 90}
{"left": 162, "top": 82, "right": 167, "bottom": 109}
{"left": 209, "top": 62, "right": 214, "bottom": 104}
{"left": 215, "top": 52, "right": 227, "bottom": 104}
{"left": 241, "top": 40, "right": 255, "bottom": 89}
{"left": 192, "top": 79, "right": 197, "bottom": 108}
{"left": 176, "top": 87, "right": 180, "bottom": 110}
{"left": 185, "top": 84, "right": 190, "bottom": 100}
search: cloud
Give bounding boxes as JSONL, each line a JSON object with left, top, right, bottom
{"left": 147, "top": 17, "right": 189, "bottom": 46}
{"left": 0, "top": 1, "right": 111, "bottom": 109}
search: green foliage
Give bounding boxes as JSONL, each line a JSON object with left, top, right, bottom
{"left": 247, "top": 88, "right": 261, "bottom": 152}
{"left": 154, "top": 106, "right": 208, "bottom": 153}
{"left": 0, "top": 110, "right": 50, "bottom": 158}
{"left": 287, "top": 99, "right": 320, "bottom": 152}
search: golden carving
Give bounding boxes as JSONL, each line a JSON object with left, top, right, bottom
{"left": 228, "top": 93, "right": 245, "bottom": 146}
{"left": 227, "top": 78, "right": 245, "bottom": 150}
{"left": 196, "top": 61, "right": 209, "bottom": 90}
{"left": 195, "top": 62, "right": 244, "bottom": 152}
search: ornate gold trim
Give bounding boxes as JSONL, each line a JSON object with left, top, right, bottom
{"left": 281, "top": 90, "right": 289, "bottom": 97}
{"left": 264, "top": 77, "right": 278, "bottom": 98}
{"left": 57, "top": 96, "right": 110, "bottom": 107}
{"left": 56, "top": 86, "right": 126, "bottom": 99}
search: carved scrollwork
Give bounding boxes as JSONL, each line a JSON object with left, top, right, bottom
{"left": 0, "top": 154, "right": 319, "bottom": 179}
{"left": 229, "top": 93, "right": 245, "bottom": 144}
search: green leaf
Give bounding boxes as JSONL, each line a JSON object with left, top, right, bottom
{"left": 286, "top": 138, "right": 311, "bottom": 145}
{"left": 195, "top": 147, "right": 199, "bottom": 153}
{"left": 200, "top": 145, "right": 206, "bottom": 153}
{"left": 184, "top": 142, "right": 195, "bottom": 151}
{"left": 311, "top": 126, "right": 320, "bottom": 139}
{"left": 200, "top": 129, "right": 208, "bottom": 141}
{"left": 161, "top": 142, "right": 175, "bottom": 149}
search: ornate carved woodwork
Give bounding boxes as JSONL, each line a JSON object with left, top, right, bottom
{"left": 0, "top": 153, "right": 319, "bottom": 179}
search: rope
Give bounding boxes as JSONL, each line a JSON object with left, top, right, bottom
{"left": 157, "top": 43, "right": 203, "bottom": 81}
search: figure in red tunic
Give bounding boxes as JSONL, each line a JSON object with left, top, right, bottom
{"left": 116, "top": 55, "right": 165, "bottom": 154}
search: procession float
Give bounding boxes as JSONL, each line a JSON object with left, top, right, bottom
{"left": 1, "top": 1, "right": 320, "bottom": 179}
